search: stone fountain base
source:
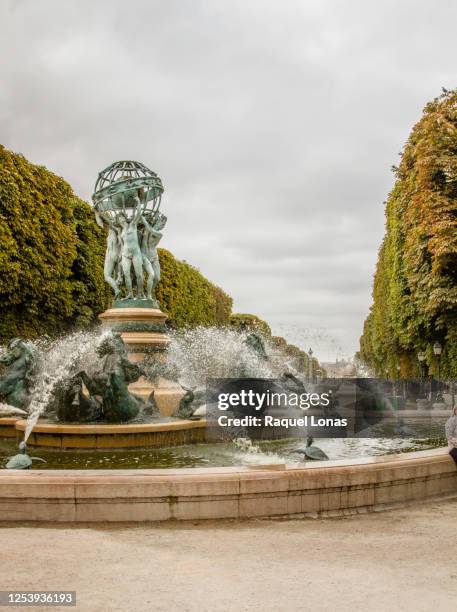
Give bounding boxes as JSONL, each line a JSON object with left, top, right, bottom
{"left": 0, "top": 418, "right": 20, "bottom": 438}
{"left": 1, "top": 418, "right": 206, "bottom": 449}
{"left": 98, "top": 304, "right": 185, "bottom": 416}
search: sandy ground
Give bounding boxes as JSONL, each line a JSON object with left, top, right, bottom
{"left": 1, "top": 500, "right": 456, "bottom": 612}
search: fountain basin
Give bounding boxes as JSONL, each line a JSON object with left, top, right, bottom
{"left": 0, "top": 418, "right": 20, "bottom": 438}
{"left": 12, "top": 419, "right": 206, "bottom": 449}
{"left": 0, "top": 447, "right": 455, "bottom": 522}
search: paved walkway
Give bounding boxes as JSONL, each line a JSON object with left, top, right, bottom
{"left": 1, "top": 499, "right": 456, "bottom": 611}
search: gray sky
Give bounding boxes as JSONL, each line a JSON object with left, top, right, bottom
{"left": 1, "top": 0, "right": 456, "bottom": 360}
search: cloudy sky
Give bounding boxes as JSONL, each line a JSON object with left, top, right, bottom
{"left": 1, "top": 0, "right": 456, "bottom": 360}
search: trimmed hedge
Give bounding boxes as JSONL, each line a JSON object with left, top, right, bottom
{"left": 229, "top": 313, "right": 272, "bottom": 336}
{"left": 359, "top": 89, "right": 457, "bottom": 377}
{"left": 0, "top": 145, "right": 111, "bottom": 340}
{"left": 156, "top": 248, "right": 232, "bottom": 328}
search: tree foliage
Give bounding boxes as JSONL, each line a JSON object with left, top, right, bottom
{"left": 156, "top": 248, "right": 232, "bottom": 328}
{"left": 359, "top": 90, "right": 457, "bottom": 377}
{"left": 270, "top": 335, "right": 324, "bottom": 375}
{"left": 0, "top": 145, "right": 111, "bottom": 340}
{"left": 229, "top": 313, "right": 272, "bottom": 336}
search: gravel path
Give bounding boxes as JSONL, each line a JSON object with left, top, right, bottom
{"left": 1, "top": 499, "right": 456, "bottom": 611}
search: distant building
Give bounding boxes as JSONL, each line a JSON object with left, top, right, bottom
{"left": 321, "top": 359, "right": 357, "bottom": 378}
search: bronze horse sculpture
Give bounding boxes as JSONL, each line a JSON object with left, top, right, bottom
{"left": 0, "top": 338, "right": 36, "bottom": 410}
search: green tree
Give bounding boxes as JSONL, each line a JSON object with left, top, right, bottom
{"left": 229, "top": 313, "right": 272, "bottom": 336}
{"left": 359, "top": 89, "right": 457, "bottom": 377}
{"left": 156, "top": 248, "right": 232, "bottom": 328}
{"left": 0, "top": 145, "right": 111, "bottom": 340}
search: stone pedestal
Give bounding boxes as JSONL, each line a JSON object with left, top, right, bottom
{"left": 98, "top": 304, "right": 184, "bottom": 416}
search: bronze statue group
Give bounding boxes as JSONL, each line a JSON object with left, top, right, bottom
{"left": 95, "top": 187, "right": 167, "bottom": 303}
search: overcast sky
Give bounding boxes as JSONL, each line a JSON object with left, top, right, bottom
{"left": 1, "top": 0, "right": 456, "bottom": 360}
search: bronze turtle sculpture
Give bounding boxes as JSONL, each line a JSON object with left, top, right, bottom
{"left": 294, "top": 436, "right": 329, "bottom": 461}
{"left": 5, "top": 442, "right": 46, "bottom": 470}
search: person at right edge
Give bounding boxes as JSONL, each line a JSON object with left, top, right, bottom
{"left": 445, "top": 406, "right": 457, "bottom": 464}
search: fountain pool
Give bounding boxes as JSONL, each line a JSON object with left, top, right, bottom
{"left": 0, "top": 429, "right": 445, "bottom": 470}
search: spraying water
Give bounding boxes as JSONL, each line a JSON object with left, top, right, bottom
{"left": 232, "top": 437, "right": 285, "bottom": 465}
{"left": 3, "top": 325, "right": 306, "bottom": 452}
{"left": 165, "top": 327, "right": 293, "bottom": 388}
{"left": 23, "top": 329, "right": 108, "bottom": 441}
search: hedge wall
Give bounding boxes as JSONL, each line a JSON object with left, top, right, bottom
{"left": 156, "top": 248, "right": 232, "bottom": 328}
{"left": 358, "top": 89, "right": 457, "bottom": 377}
{"left": 229, "top": 313, "right": 272, "bottom": 336}
{"left": 0, "top": 145, "right": 111, "bottom": 340}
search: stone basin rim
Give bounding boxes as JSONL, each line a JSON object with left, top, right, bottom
{"left": 13, "top": 418, "right": 205, "bottom": 435}
{"left": 0, "top": 447, "right": 454, "bottom": 522}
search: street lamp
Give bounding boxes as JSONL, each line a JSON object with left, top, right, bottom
{"left": 433, "top": 341, "right": 443, "bottom": 402}
{"left": 307, "top": 348, "right": 313, "bottom": 383}
{"left": 396, "top": 364, "right": 402, "bottom": 403}
{"left": 417, "top": 351, "right": 426, "bottom": 399}
{"left": 433, "top": 341, "right": 442, "bottom": 358}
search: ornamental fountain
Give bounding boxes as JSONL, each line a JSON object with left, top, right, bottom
{"left": 0, "top": 161, "right": 197, "bottom": 448}
{"left": 0, "top": 161, "right": 455, "bottom": 520}
{"left": 92, "top": 160, "right": 184, "bottom": 415}
{"left": 0, "top": 161, "right": 286, "bottom": 448}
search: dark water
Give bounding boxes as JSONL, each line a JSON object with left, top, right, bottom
{"left": 0, "top": 418, "right": 447, "bottom": 470}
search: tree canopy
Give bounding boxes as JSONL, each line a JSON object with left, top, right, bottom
{"left": 0, "top": 145, "right": 111, "bottom": 339}
{"left": 156, "top": 248, "right": 232, "bottom": 328}
{"left": 229, "top": 313, "right": 272, "bottom": 336}
{"left": 359, "top": 90, "right": 457, "bottom": 377}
